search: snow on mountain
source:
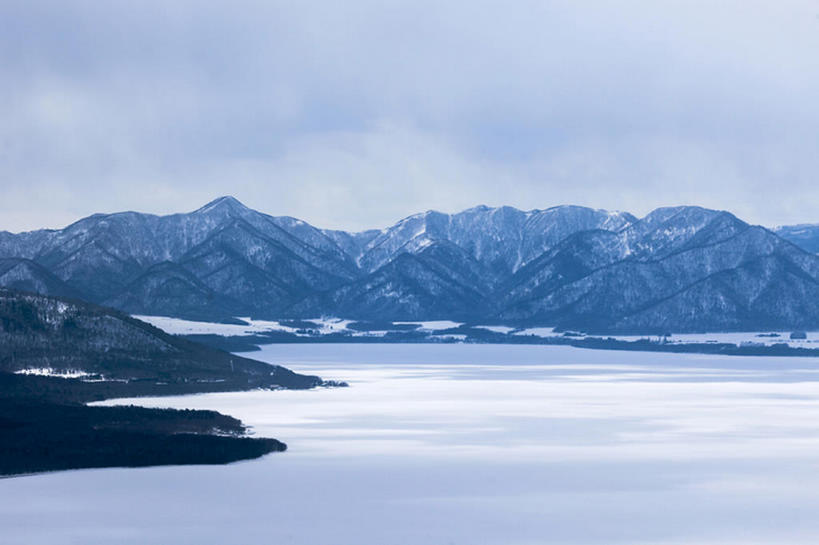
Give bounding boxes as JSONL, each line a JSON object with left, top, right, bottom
{"left": 0, "top": 197, "right": 358, "bottom": 317}
{"left": 500, "top": 216, "right": 819, "bottom": 332}
{"left": 354, "top": 205, "right": 636, "bottom": 275}
{"left": 1, "top": 197, "right": 818, "bottom": 332}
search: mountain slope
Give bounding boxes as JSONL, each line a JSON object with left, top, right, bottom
{"left": 776, "top": 224, "right": 819, "bottom": 254}
{"left": 1, "top": 199, "right": 819, "bottom": 333}
{"left": 500, "top": 213, "right": 819, "bottom": 332}
{"left": 288, "top": 241, "right": 494, "bottom": 320}
{"left": 0, "top": 197, "right": 359, "bottom": 319}
{"left": 177, "top": 218, "right": 347, "bottom": 315}
{"left": 0, "top": 258, "right": 80, "bottom": 299}
{"left": 355, "top": 205, "right": 636, "bottom": 276}
{"left": 104, "top": 261, "right": 243, "bottom": 320}
{"left": 0, "top": 288, "right": 323, "bottom": 395}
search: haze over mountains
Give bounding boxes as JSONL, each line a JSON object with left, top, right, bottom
{"left": 1, "top": 196, "right": 818, "bottom": 333}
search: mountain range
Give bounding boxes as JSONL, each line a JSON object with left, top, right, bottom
{"left": 1, "top": 196, "right": 818, "bottom": 333}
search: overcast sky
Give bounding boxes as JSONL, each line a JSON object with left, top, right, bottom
{"left": 1, "top": 1, "right": 818, "bottom": 232}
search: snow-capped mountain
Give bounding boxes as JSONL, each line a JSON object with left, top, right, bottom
{"left": 0, "top": 197, "right": 358, "bottom": 319}
{"left": 1, "top": 197, "right": 818, "bottom": 332}
{"left": 501, "top": 208, "right": 819, "bottom": 332}
{"left": 344, "top": 204, "right": 636, "bottom": 276}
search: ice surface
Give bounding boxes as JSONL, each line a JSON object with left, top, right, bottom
{"left": 7, "top": 344, "right": 819, "bottom": 544}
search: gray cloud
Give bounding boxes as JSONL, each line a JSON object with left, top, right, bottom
{"left": 1, "top": 0, "right": 818, "bottom": 231}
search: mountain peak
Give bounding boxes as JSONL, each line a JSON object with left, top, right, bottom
{"left": 194, "top": 196, "right": 248, "bottom": 215}
{"left": 2, "top": 198, "right": 819, "bottom": 331}
{"left": 462, "top": 204, "right": 493, "bottom": 213}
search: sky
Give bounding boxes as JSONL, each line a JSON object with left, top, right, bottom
{"left": 1, "top": 1, "right": 818, "bottom": 233}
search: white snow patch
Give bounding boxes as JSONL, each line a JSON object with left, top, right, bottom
{"left": 514, "top": 327, "right": 558, "bottom": 337}
{"left": 350, "top": 330, "right": 390, "bottom": 338}
{"left": 135, "top": 315, "right": 356, "bottom": 337}
{"left": 475, "top": 325, "right": 515, "bottom": 334}
{"left": 15, "top": 368, "right": 90, "bottom": 379}
{"left": 395, "top": 320, "right": 462, "bottom": 331}
{"left": 134, "top": 315, "right": 302, "bottom": 336}
{"left": 414, "top": 237, "right": 434, "bottom": 250}
{"left": 303, "top": 317, "right": 355, "bottom": 334}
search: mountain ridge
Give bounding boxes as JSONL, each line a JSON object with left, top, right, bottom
{"left": 0, "top": 286, "right": 331, "bottom": 477}
{"left": 2, "top": 196, "right": 818, "bottom": 333}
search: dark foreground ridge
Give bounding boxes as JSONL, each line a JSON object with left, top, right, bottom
{"left": 0, "top": 289, "right": 341, "bottom": 477}
{"left": 0, "top": 395, "right": 285, "bottom": 477}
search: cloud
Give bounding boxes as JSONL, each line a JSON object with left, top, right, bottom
{"left": 1, "top": 1, "right": 818, "bottom": 231}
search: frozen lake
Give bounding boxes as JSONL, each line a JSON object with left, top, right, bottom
{"left": 4, "top": 343, "right": 819, "bottom": 544}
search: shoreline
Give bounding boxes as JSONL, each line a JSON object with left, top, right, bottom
{"left": 185, "top": 332, "right": 819, "bottom": 359}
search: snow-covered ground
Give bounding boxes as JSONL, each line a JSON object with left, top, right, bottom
{"left": 135, "top": 315, "right": 355, "bottom": 336}
{"left": 136, "top": 316, "right": 467, "bottom": 339}
{"left": 303, "top": 317, "right": 355, "bottom": 334}
{"left": 134, "top": 315, "right": 302, "bottom": 336}
{"left": 395, "top": 320, "right": 462, "bottom": 331}
{"left": 475, "top": 325, "right": 516, "bottom": 334}
{"left": 135, "top": 315, "right": 819, "bottom": 350}
{"left": 513, "top": 326, "right": 558, "bottom": 337}
{"left": 13, "top": 368, "right": 90, "bottom": 379}
{"left": 513, "top": 327, "right": 819, "bottom": 348}
{"left": 430, "top": 333, "right": 468, "bottom": 341}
